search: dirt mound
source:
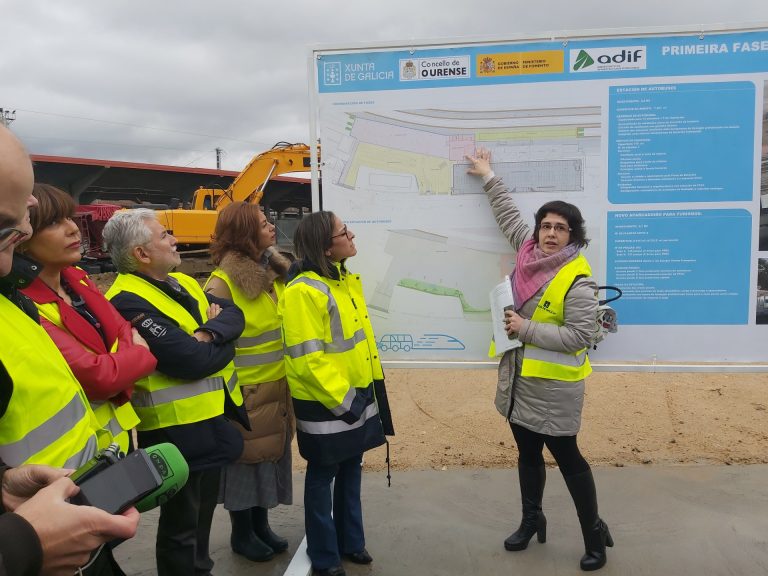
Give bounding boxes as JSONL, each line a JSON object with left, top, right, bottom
{"left": 88, "top": 267, "right": 767, "bottom": 473}
{"left": 293, "top": 369, "right": 768, "bottom": 472}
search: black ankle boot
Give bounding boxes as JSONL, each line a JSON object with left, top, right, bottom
{"left": 252, "top": 506, "right": 289, "bottom": 553}
{"left": 563, "top": 469, "right": 613, "bottom": 571}
{"left": 504, "top": 464, "right": 547, "bottom": 551}
{"left": 229, "top": 510, "right": 274, "bottom": 562}
{"left": 580, "top": 519, "right": 613, "bottom": 571}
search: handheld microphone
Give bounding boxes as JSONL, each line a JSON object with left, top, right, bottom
{"left": 71, "top": 442, "right": 189, "bottom": 514}
{"left": 135, "top": 442, "right": 189, "bottom": 512}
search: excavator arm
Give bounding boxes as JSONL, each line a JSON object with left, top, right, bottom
{"left": 215, "top": 142, "right": 312, "bottom": 209}
{"left": 157, "top": 142, "right": 317, "bottom": 248}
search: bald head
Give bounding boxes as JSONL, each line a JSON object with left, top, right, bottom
{"left": 0, "top": 126, "right": 35, "bottom": 276}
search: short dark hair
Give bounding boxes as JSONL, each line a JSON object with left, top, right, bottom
{"left": 532, "top": 200, "right": 589, "bottom": 248}
{"left": 28, "top": 183, "right": 76, "bottom": 233}
{"left": 293, "top": 210, "right": 338, "bottom": 278}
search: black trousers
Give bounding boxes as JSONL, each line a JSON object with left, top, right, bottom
{"left": 511, "top": 423, "right": 590, "bottom": 476}
{"left": 156, "top": 467, "right": 221, "bottom": 576}
{"left": 81, "top": 545, "right": 125, "bottom": 576}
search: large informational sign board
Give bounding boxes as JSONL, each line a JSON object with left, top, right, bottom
{"left": 308, "top": 25, "right": 768, "bottom": 366}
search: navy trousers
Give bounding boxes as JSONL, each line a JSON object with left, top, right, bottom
{"left": 304, "top": 453, "right": 365, "bottom": 570}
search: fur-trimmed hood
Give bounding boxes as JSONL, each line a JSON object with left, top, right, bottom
{"left": 217, "top": 248, "right": 291, "bottom": 299}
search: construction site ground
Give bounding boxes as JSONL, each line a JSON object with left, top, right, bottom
{"left": 112, "top": 368, "right": 768, "bottom": 575}
{"left": 91, "top": 273, "right": 768, "bottom": 574}
{"left": 353, "top": 369, "right": 768, "bottom": 473}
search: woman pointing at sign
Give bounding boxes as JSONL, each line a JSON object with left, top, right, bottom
{"left": 466, "top": 148, "right": 611, "bottom": 572}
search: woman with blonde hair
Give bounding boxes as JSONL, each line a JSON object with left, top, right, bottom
{"left": 204, "top": 201, "right": 294, "bottom": 562}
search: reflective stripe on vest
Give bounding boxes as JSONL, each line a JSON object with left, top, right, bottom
{"left": 171, "top": 273, "right": 242, "bottom": 406}
{"left": 280, "top": 268, "right": 380, "bottom": 418}
{"left": 130, "top": 372, "right": 237, "bottom": 407}
{"left": 90, "top": 400, "right": 139, "bottom": 453}
{"left": 205, "top": 268, "right": 286, "bottom": 384}
{"left": 238, "top": 327, "right": 282, "bottom": 348}
{"left": 1, "top": 392, "right": 86, "bottom": 465}
{"left": 283, "top": 277, "right": 367, "bottom": 359}
{"left": 0, "top": 296, "right": 105, "bottom": 467}
{"left": 105, "top": 272, "right": 240, "bottom": 430}
{"left": 524, "top": 346, "right": 589, "bottom": 368}
{"left": 63, "top": 435, "right": 99, "bottom": 469}
{"left": 329, "top": 384, "right": 359, "bottom": 417}
{"left": 234, "top": 348, "right": 285, "bottom": 367}
{"left": 35, "top": 301, "right": 139, "bottom": 452}
{"left": 296, "top": 402, "right": 380, "bottom": 435}
{"left": 97, "top": 412, "right": 124, "bottom": 439}
{"left": 521, "top": 254, "right": 593, "bottom": 382}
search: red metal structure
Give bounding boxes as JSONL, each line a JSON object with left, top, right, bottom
{"left": 73, "top": 204, "right": 122, "bottom": 272}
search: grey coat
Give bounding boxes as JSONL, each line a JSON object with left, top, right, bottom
{"left": 484, "top": 176, "right": 598, "bottom": 436}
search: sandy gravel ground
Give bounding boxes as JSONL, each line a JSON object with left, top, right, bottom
{"left": 293, "top": 369, "right": 768, "bottom": 472}
{"left": 92, "top": 273, "right": 767, "bottom": 473}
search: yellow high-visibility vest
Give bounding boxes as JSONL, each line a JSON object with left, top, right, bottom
{"left": 280, "top": 267, "right": 382, "bottom": 426}
{"left": 0, "top": 295, "right": 109, "bottom": 468}
{"left": 34, "top": 300, "right": 140, "bottom": 452}
{"left": 106, "top": 272, "right": 242, "bottom": 431}
{"left": 205, "top": 269, "right": 286, "bottom": 385}
{"left": 520, "top": 254, "right": 593, "bottom": 381}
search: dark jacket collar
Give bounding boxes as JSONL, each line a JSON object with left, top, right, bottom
{"left": 287, "top": 258, "right": 347, "bottom": 282}
{"left": 0, "top": 253, "right": 41, "bottom": 296}
{"left": 130, "top": 272, "right": 202, "bottom": 322}
{"left": 0, "top": 254, "right": 42, "bottom": 321}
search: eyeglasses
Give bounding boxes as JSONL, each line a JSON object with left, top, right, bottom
{"left": 331, "top": 225, "right": 351, "bottom": 240}
{"left": 0, "top": 227, "right": 29, "bottom": 251}
{"left": 540, "top": 223, "right": 571, "bottom": 234}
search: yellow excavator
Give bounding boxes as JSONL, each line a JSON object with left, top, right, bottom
{"left": 156, "top": 142, "right": 314, "bottom": 247}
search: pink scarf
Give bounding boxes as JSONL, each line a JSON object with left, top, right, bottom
{"left": 511, "top": 238, "right": 580, "bottom": 310}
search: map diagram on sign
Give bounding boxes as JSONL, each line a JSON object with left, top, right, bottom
{"left": 322, "top": 106, "right": 600, "bottom": 198}
{"left": 318, "top": 105, "right": 602, "bottom": 358}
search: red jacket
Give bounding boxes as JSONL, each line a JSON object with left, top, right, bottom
{"left": 21, "top": 266, "right": 157, "bottom": 404}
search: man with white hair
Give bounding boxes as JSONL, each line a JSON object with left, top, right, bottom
{"left": 103, "top": 208, "right": 247, "bottom": 576}
{"left": 0, "top": 125, "right": 139, "bottom": 575}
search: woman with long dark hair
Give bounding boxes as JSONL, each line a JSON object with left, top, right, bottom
{"left": 279, "top": 211, "right": 393, "bottom": 576}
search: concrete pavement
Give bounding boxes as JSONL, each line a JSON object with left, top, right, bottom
{"left": 114, "top": 464, "right": 768, "bottom": 575}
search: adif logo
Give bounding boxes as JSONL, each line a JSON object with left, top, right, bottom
{"left": 323, "top": 62, "right": 342, "bottom": 86}
{"left": 538, "top": 300, "right": 555, "bottom": 315}
{"left": 570, "top": 46, "right": 646, "bottom": 72}
{"left": 572, "top": 50, "right": 594, "bottom": 71}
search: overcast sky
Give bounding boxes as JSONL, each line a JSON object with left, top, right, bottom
{"left": 1, "top": 1, "right": 765, "bottom": 171}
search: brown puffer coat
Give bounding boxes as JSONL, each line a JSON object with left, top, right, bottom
{"left": 212, "top": 249, "right": 295, "bottom": 463}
